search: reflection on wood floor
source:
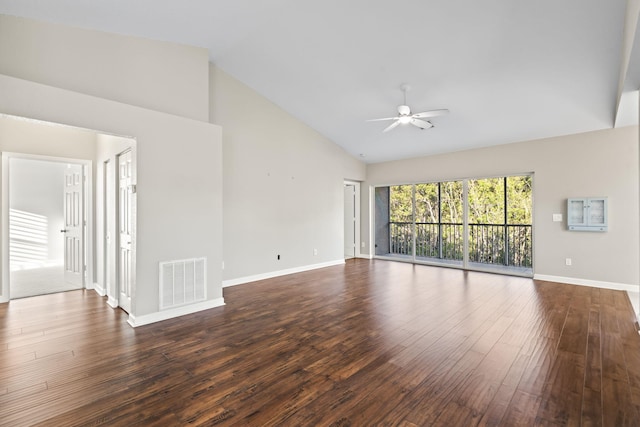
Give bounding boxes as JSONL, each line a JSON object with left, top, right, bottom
{"left": 10, "top": 264, "right": 80, "bottom": 299}
{"left": 1, "top": 259, "right": 639, "bottom": 426}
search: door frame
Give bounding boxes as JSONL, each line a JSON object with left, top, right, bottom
{"left": 99, "top": 144, "right": 137, "bottom": 313}
{"left": 344, "top": 180, "right": 361, "bottom": 259}
{"left": 1, "top": 152, "right": 93, "bottom": 302}
{"left": 100, "top": 159, "right": 111, "bottom": 300}
{"left": 115, "top": 148, "right": 134, "bottom": 313}
{"left": 63, "top": 163, "right": 85, "bottom": 287}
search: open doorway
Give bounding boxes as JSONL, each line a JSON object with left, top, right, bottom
{"left": 8, "top": 157, "right": 88, "bottom": 298}
{"left": 373, "top": 175, "right": 533, "bottom": 276}
{"left": 116, "top": 149, "right": 133, "bottom": 313}
{"left": 97, "top": 137, "right": 136, "bottom": 314}
{"left": 344, "top": 181, "right": 361, "bottom": 260}
{"left": 0, "top": 114, "right": 136, "bottom": 313}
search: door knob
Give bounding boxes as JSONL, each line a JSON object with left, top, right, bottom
{"left": 60, "top": 229, "right": 68, "bottom": 233}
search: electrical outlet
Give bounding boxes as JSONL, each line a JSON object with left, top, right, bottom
{"left": 565, "top": 258, "right": 572, "bottom": 266}
{"left": 313, "top": 248, "right": 318, "bottom": 256}
{"left": 222, "top": 261, "right": 225, "bottom": 270}
{"left": 553, "top": 214, "right": 563, "bottom": 222}
{"left": 361, "top": 242, "right": 365, "bottom": 248}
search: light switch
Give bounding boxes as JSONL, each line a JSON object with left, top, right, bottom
{"left": 552, "top": 214, "right": 563, "bottom": 222}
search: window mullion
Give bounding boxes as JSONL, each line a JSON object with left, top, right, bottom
{"left": 463, "top": 179, "right": 469, "bottom": 268}
{"left": 412, "top": 184, "right": 416, "bottom": 260}
{"left": 504, "top": 176, "right": 509, "bottom": 266}
{"left": 438, "top": 182, "right": 442, "bottom": 259}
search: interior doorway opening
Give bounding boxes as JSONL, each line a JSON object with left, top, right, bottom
{"left": 116, "top": 149, "right": 133, "bottom": 313}
{"left": 344, "top": 180, "right": 361, "bottom": 260}
{"left": 0, "top": 114, "right": 136, "bottom": 313}
{"left": 8, "top": 157, "right": 88, "bottom": 299}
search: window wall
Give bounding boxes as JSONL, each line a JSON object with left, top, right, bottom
{"left": 375, "top": 175, "right": 533, "bottom": 276}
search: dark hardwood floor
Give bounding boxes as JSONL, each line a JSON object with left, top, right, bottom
{"left": 1, "top": 259, "right": 639, "bottom": 426}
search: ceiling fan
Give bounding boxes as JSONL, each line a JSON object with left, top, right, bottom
{"left": 368, "top": 84, "right": 449, "bottom": 133}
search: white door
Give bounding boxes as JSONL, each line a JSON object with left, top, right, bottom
{"left": 63, "top": 164, "right": 84, "bottom": 287}
{"left": 117, "top": 151, "right": 133, "bottom": 313}
{"left": 103, "top": 159, "right": 113, "bottom": 299}
{"left": 344, "top": 184, "right": 356, "bottom": 259}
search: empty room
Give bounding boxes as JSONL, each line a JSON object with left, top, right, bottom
{"left": 1, "top": 0, "right": 640, "bottom": 425}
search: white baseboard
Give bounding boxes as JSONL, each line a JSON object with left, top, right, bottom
{"left": 357, "top": 254, "right": 373, "bottom": 260}
{"left": 107, "top": 296, "right": 118, "bottom": 308}
{"left": 626, "top": 291, "right": 640, "bottom": 319}
{"left": 533, "top": 274, "right": 639, "bottom": 293}
{"left": 223, "top": 259, "right": 346, "bottom": 288}
{"left": 93, "top": 283, "right": 106, "bottom": 297}
{"left": 127, "top": 297, "right": 226, "bottom": 328}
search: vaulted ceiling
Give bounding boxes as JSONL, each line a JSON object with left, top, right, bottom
{"left": 0, "top": 0, "right": 638, "bottom": 163}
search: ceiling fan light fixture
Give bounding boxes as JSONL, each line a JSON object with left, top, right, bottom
{"left": 367, "top": 84, "right": 449, "bottom": 133}
{"left": 397, "top": 105, "right": 411, "bottom": 115}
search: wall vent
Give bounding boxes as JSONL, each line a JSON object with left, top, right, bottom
{"left": 159, "top": 257, "right": 206, "bottom": 310}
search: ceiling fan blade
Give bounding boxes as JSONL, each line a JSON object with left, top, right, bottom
{"left": 410, "top": 118, "right": 433, "bottom": 130}
{"left": 366, "top": 117, "right": 398, "bottom": 122}
{"left": 383, "top": 120, "right": 401, "bottom": 133}
{"left": 412, "top": 109, "right": 449, "bottom": 119}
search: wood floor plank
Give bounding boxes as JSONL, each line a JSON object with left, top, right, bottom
{"left": 0, "top": 259, "right": 639, "bottom": 426}
{"left": 583, "top": 306, "right": 603, "bottom": 426}
{"left": 535, "top": 350, "right": 585, "bottom": 426}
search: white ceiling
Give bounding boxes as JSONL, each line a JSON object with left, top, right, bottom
{"left": 0, "top": 0, "right": 637, "bottom": 163}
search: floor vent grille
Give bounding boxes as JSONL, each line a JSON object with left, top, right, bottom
{"left": 160, "top": 257, "right": 206, "bottom": 310}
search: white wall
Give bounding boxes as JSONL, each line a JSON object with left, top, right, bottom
{"left": 9, "top": 158, "right": 66, "bottom": 264}
{"left": 364, "top": 126, "right": 640, "bottom": 289}
{"left": 0, "top": 14, "right": 210, "bottom": 122}
{"left": 0, "top": 15, "right": 223, "bottom": 324}
{"left": 0, "top": 115, "right": 97, "bottom": 160}
{"left": 0, "top": 74, "right": 223, "bottom": 324}
{"left": 209, "top": 66, "right": 366, "bottom": 282}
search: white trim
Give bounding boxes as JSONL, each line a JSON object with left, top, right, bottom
{"left": 101, "top": 159, "right": 111, "bottom": 306}
{"left": 626, "top": 291, "right": 639, "bottom": 319}
{"left": 344, "top": 180, "right": 361, "bottom": 259}
{"left": 533, "top": 274, "right": 639, "bottom": 293}
{"left": 107, "top": 296, "right": 118, "bottom": 308}
{"left": 116, "top": 148, "right": 136, "bottom": 316}
{"left": 223, "top": 259, "right": 345, "bottom": 288}
{"left": 1, "top": 154, "right": 8, "bottom": 302}
{"left": 357, "top": 254, "right": 373, "bottom": 260}
{"left": 127, "top": 297, "right": 225, "bottom": 327}
{"left": 84, "top": 163, "right": 94, "bottom": 297}
{"left": 93, "top": 282, "right": 106, "bottom": 297}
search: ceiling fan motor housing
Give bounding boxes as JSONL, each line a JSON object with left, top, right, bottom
{"left": 397, "top": 105, "right": 411, "bottom": 115}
